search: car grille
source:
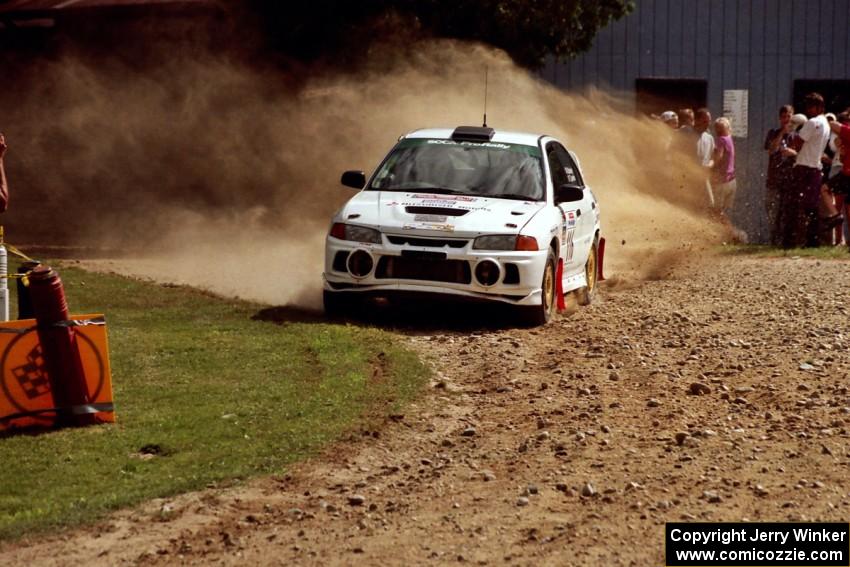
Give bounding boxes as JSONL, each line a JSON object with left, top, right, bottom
{"left": 376, "top": 255, "right": 471, "bottom": 284}
{"left": 332, "top": 251, "right": 349, "bottom": 272}
{"left": 503, "top": 263, "right": 520, "bottom": 284}
{"left": 386, "top": 235, "right": 469, "bottom": 248}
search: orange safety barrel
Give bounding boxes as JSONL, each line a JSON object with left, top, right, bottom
{"left": 27, "top": 266, "right": 95, "bottom": 427}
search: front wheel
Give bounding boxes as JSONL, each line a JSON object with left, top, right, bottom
{"left": 517, "top": 248, "right": 557, "bottom": 327}
{"left": 576, "top": 236, "right": 599, "bottom": 306}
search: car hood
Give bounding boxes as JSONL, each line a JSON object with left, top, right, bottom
{"left": 340, "top": 191, "right": 545, "bottom": 237}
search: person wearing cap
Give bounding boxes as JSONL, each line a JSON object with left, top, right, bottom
{"left": 782, "top": 93, "right": 830, "bottom": 248}
{"left": 823, "top": 111, "right": 850, "bottom": 248}
{"left": 824, "top": 113, "right": 840, "bottom": 179}
{"left": 660, "top": 110, "right": 679, "bottom": 129}
{"left": 821, "top": 113, "right": 838, "bottom": 178}
{"left": 816, "top": 112, "right": 845, "bottom": 244}
{"left": 0, "top": 133, "right": 8, "bottom": 213}
{"left": 764, "top": 105, "right": 795, "bottom": 245}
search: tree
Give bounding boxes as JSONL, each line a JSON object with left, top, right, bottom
{"left": 246, "top": 1, "right": 634, "bottom": 70}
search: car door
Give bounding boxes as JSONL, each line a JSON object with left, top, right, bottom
{"left": 555, "top": 145, "right": 594, "bottom": 269}
{"left": 546, "top": 142, "right": 592, "bottom": 279}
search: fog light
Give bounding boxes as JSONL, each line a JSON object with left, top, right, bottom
{"left": 347, "top": 250, "right": 374, "bottom": 278}
{"left": 474, "top": 259, "right": 500, "bottom": 286}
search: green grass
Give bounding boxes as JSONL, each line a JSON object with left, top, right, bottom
{"left": 0, "top": 264, "right": 429, "bottom": 540}
{"left": 720, "top": 243, "right": 850, "bottom": 259}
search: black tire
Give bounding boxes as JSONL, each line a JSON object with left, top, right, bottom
{"left": 577, "top": 236, "right": 599, "bottom": 306}
{"left": 517, "top": 248, "right": 557, "bottom": 327}
{"left": 323, "top": 290, "right": 353, "bottom": 318}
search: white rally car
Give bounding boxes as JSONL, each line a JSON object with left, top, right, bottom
{"left": 323, "top": 126, "right": 604, "bottom": 325}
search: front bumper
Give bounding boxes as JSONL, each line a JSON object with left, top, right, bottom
{"left": 323, "top": 234, "right": 548, "bottom": 306}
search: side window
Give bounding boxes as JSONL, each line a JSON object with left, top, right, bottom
{"left": 546, "top": 143, "right": 570, "bottom": 188}
{"left": 554, "top": 144, "right": 584, "bottom": 186}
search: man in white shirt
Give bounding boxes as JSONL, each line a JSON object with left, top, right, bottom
{"left": 783, "top": 93, "right": 830, "bottom": 248}
{"left": 695, "top": 108, "right": 715, "bottom": 207}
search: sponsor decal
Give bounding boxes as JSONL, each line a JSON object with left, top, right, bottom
{"left": 567, "top": 211, "right": 577, "bottom": 227}
{"left": 410, "top": 194, "right": 478, "bottom": 202}
{"left": 414, "top": 214, "right": 448, "bottom": 222}
{"left": 399, "top": 200, "right": 491, "bottom": 212}
{"left": 403, "top": 223, "right": 455, "bottom": 232}
{"left": 424, "top": 139, "right": 511, "bottom": 150}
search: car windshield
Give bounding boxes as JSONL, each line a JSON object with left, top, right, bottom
{"left": 368, "top": 138, "right": 545, "bottom": 201}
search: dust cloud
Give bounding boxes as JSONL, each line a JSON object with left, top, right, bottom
{"left": 6, "top": 40, "right": 724, "bottom": 308}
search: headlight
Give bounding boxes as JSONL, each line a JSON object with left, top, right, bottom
{"left": 473, "top": 235, "right": 516, "bottom": 250}
{"left": 330, "top": 223, "right": 382, "bottom": 244}
{"left": 346, "top": 225, "right": 382, "bottom": 243}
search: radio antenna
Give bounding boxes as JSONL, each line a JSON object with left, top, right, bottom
{"left": 483, "top": 66, "right": 488, "bottom": 127}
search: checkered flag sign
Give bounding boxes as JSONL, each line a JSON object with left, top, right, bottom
{"left": 12, "top": 344, "right": 50, "bottom": 400}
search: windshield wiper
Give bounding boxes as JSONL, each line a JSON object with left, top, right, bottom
{"left": 413, "top": 187, "right": 464, "bottom": 194}
{"left": 372, "top": 186, "right": 464, "bottom": 194}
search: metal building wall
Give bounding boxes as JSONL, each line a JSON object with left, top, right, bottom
{"left": 542, "top": 0, "right": 850, "bottom": 241}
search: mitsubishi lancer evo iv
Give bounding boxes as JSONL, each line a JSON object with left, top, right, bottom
{"left": 322, "top": 125, "right": 604, "bottom": 326}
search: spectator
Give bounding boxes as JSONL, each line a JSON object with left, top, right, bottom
{"left": 826, "top": 114, "right": 843, "bottom": 180}
{"left": 818, "top": 112, "right": 845, "bottom": 244}
{"left": 783, "top": 92, "right": 830, "bottom": 248}
{"left": 777, "top": 114, "right": 806, "bottom": 245}
{"left": 711, "top": 117, "right": 736, "bottom": 217}
{"left": 824, "top": 111, "right": 850, "bottom": 248}
{"left": 694, "top": 108, "right": 715, "bottom": 207}
{"left": 0, "top": 133, "right": 7, "bottom": 213}
{"left": 677, "top": 108, "right": 695, "bottom": 134}
{"left": 660, "top": 110, "right": 679, "bottom": 129}
{"left": 821, "top": 113, "right": 838, "bottom": 178}
{"left": 764, "top": 105, "right": 795, "bottom": 245}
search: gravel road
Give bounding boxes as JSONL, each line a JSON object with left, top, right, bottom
{"left": 3, "top": 254, "right": 850, "bottom": 566}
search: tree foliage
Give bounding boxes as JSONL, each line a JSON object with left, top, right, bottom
{"left": 246, "top": 1, "right": 634, "bottom": 69}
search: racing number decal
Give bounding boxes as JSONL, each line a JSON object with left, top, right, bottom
{"left": 558, "top": 208, "right": 577, "bottom": 261}
{"left": 565, "top": 229, "right": 575, "bottom": 261}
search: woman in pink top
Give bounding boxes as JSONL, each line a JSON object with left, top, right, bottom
{"left": 711, "top": 117, "right": 736, "bottom": 218}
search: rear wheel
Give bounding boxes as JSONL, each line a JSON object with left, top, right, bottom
{"left": 517, "top": 248, "right": 557, "bottom": 327}
{"left": 577, "top": 237, "right": 599, "bottom": 306}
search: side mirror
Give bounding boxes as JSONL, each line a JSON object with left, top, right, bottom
{"left": 341, "top": 170, "right": 366, "bottom": 189}
{"left": 554, "top": 183, "right": 584, "bottom": 204}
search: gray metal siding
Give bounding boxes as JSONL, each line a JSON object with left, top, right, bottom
{"left": 545, "top": 0, "right": 850, "bottom": 241}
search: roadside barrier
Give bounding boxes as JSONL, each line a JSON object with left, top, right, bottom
{"left": 0, "top": 235, "right": 114, "bottom": 431}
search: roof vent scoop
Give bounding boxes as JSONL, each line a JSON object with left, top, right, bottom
{"left": 451, "top": 126, "right": 495, "bottom": 143}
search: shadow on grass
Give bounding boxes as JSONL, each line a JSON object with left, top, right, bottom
{"left": 252, "top": 305, "right": 328, "bottom": 324}
{"left": 0, "top": 424, "right": 57, "bottom": 439}
{"left": 253, "top": 294, "right": 529, "bottom": 334}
